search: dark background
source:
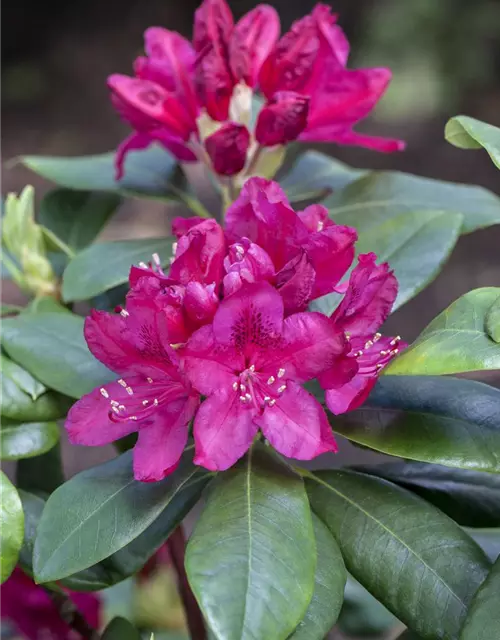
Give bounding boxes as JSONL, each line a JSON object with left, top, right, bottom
{"left": 2, "top": 0, "right": 500, "bottom": 472}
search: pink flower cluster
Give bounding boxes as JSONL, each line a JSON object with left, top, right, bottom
{"left": 67, "top": 178, "right": 404, "bottom": 481}
{"left": 109, "top": 0, "right": 404, "bottom": 179}
{"left": 1, "top": 567, "right": 101, "bottom": 640}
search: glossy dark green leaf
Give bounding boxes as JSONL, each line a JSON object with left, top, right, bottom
{"left": 1, "top": 419, "right": 59, "bottom": 461}
{"left": 17, "top": 445, "right": 64, "bottom": 499}
{"left": 280, "top": 151, "right": 365, "bottom": 204}
{"left": 186, "top": 445, "right": 316, "bottom": 640}
{"left": 102, "top": 617, "right": 142, "bottom": 640}
{"left": 289, "top": 513, "right": 346, "bottom": 640}
{"left": 466, "top": 529, "right": 500, "bottom": 562}
{"left": 61, "top": 237, "right": 174, "bottom": 302}
{"left": 33, "top": 450, "right": 205, "bottom": 583}
{"left": 39, "top": 189, "right": 121, "bottom": 251}
{"left": 327, "top": 170, "right": 500, "bottom": 234}
{"left": 445, "top": 116, "right": 500, "bottom": 170}
{"left": 486, "top": 294, "right": 500, "bottom": 343}
{"left": 0, "top": 471, "right": 24, "bottom": 582}
{"left": 21, "top": 145, "right": 180, "bottom": 200}
{"left": 1, "top": 354, "right": 68, "bottom": 422}
{"left": 460, "top": 555, "right": 500, "bottom": 639}
{"left": 338, "top": 575, "right": 397, "bottom": 637}
{"left": 331, "top": 376, "right": 500, "bottom": 474}
{"left": 1, "top": 311, "right": 114, "bottom": 398}
{"left": 387, "top": 288, "right": 500, "bottom": 375}
{"left": 353, "top": 462, "right": 500, "bottom": 527}
{"left": 306, "top": 469, "right": 491, "bottom": 639}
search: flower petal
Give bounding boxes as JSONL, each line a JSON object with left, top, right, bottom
{"left": 182, "top": 325, "right": 243, "bottom": 396}
{"left": 213, "top": 281, "right": 284, "bottom": 358}
{"left": 193, "top": 390, "right": 258, "bottom": 471}
{"left": 132, "top": 395, "right": 198, "bottom": 482}
{"left": 114, "top": 132, "right": 153, "bottom": 180}
{"left": 275, "top": 252, "right": 315, "bottom": 314}
{"left": 255, "top": 91, "right": 309, "bottom": 146}
{"left": 230, "top": 4, "right": 280, "bottom": 86}
{"left": 325, "top": 374, "right": 376, "bottom": 415}
{"left": 84, "top": 310, "right": 137, "bottom": 374}
{"left": 256, "top": 382, "right": 337, "bottom": 459}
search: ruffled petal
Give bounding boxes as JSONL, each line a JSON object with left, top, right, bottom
{"left": 114, "top": 132, "right": 153, "bottom": 180}
{"left": 255, "top": 91, "right": 309, "bottom": 146}
{"left": 256, "top": 382, "right": 337, "bottom": 459}
{"left": 193, "top": 390, "right": 258, "bottom": 471}
{"left": 132, "top": 395, "right": 198, "bottom": 482}
{"left": 84, "top": 310, "right": 137, "bottom": 375}
{"left": 275, "top": 252, "right": 315, "bottom": 314}
{"left": 325, "top": 374, "right": 376, "bottom": 415}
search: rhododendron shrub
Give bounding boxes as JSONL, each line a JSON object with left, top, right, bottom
{"left": 2, "top": 1, "right": 500, "bottom": 639}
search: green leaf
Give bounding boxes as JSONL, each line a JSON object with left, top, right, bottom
{"left": 306, "top": 470, "right": 491, "bottom": 640}
{"left": 21, "top": 145, "right": 181, "bottom": 200}
{"left": 327, "top": 170, "right": 500, "bottom": 234}
{"left": 466, "top": 529, "right": 500, "bottom": 562}
{"left": 26, "top": 296, "right": 70, "bottom": 314}
{"left": 62, "top": 237, "right": 173, "bottom": 302}
{"left": 338, "top": 575, "right": 397, "bottom": 637}
{"left": 102, "top": 617, "right": 142, "bottom": 640}
{"left": 280, "top": 151, "right": 365, "bottom": 204}
{"left": 186, "top": 445, "right": 316, "bottom": 640}
{"left": 486, "top": 294, "right": 500, "bottom": 343}
{"left": 33, "top": 450, "right": 205, "bottom": 583}
{"left": 353, "top": 462, "right": 500, "bottom": 527}
{"left": 386, "top": 288, "right": 500, "bottom": 375}
{"left": 445, "top": 115, "right": 500, "bottom": 170}
{"left": 289, "top": 513, "right": 346, "bottom": 640}
{"left": 460, "top": 555, "right": 500, "bottom": 639}
{"left": 17, "top": 444, "right": 65, "bottom": 496}
{"left": 330, "top": 376, "right": 500, "bottom": 474}
{"left": 1, "top": 311, "right": 114, "bottom": 398}
{"left": 1, "top": 419, "right": 59, "bottom": 461}
{"left": 39, "top": 189, "right": 122, "bottom": 251}
{"left": 0, "top": 471, "right": 24, "bottom": 582}
{"left": 1, "top": 354, "right": 68, "bottom": 422}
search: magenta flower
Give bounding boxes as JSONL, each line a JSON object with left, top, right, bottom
{"left": 225, "top": 177, "right": 357, "bottom": 311}
{"left": 66, "top": 284, "right": 199, "bottom": 482}
{"left": 108, "top": 0, "right": 403, "bottom": 182}
{"left": 258, "top": 4, "right": 405, "bottom": 153}
{"left": 182, "top": 281, "right": 344, "bottom": 471}
{"left": 319, "top": 253, "right": 406, "bottom": 414}
{"left": 1, "top": 567, "right": 101, "bottom": 640}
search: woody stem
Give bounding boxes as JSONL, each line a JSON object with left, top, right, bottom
{"left": 168, "top": 525, "right": 207, "bottom": 640}
{"left": 49, "top": 591, "right": 100, "bottom": 640}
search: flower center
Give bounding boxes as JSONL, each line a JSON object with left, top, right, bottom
{"left": 231, "top": 364, "right": 287, "bottom": 411}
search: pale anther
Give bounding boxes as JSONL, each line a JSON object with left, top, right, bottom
{"left": 267, "top": 376, "right": 275, "bottom": 385}
{"left": 278, "top": 368, "right": 285, "bottom": 378}
{"left": 264, "top": 396, "right": 271, "bottom": 402}
{"left": 120, "top": 309, "right": 129, "bottom": 318}
{"left": 245, "top": 393, "right": 252, "bottom": 401}
{"left": 118, "top": 404, "right": 126, "bottom": 411}
{"left": 235, "top": 244, "right": 244, "bottom": 255}
{"left": 118, "top": 379, "right": 127, "bottom": 387}
{"left": 364, "top": 340, "right": 373, "bottom": 349}
{"left": 390, "top": 336, "right": 401, "bottom": 346}
{"left": 152, "top": 253, "right": 161, "bottom": 266}
{"left": 373, "top": 333, "right": 382, "bottom": 342}
{"left": 240, "top": 395, "right": 247, "bottom": 403}
{"left": 240, "top": 383, "right": 246, "bottom": 392}
{"left": 392, "top": 348, "right": 399, "bottom": 355}
{"left": 130, "top": 416, "right": 138, "bottom": 421}
{"left": 232, "top": 381, "right": 238, "bottom": 391}
{"left": 380, "top": 350, "right": 388, "bottom": 356}
{"left": 317, "top": 221, "right": 324, "bottom": 231}
{"left": 376, "top": 364, "right": 384, "bottom": 370}
{"left": 110, "top": 400, "right": 119, "bottom": 407}
{"left": 100, "top": 388, "right": 109, "bottom": 398}
{"left": 138, "top": 261, "right": 148, "bottom": 268}
{"left": 111, "top": 406, "right": 119, "bottom": 413}
{"left": 142, "top": 400, "right": 149, "bottom": 406}
{"left": 153, "top": 399, "right": 159, "bottom": 406}
{"left": 268, "top": 399, "right": 276, "bottom": 407}
{"left": 126, "top": 387, "right": 134, "bottom": 395}
{"left": 249, "top": 365, "right": 255, "bottom": 372}
{"left": 277, "top": 385, "right": 287, "bottom": 394}
{"left": 147, "top": 377, "right": 153, "bottom": 383}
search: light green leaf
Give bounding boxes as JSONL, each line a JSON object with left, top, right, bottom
{"left": 2, "top": 352, "right": 45, "bottom": 400}
{"left": 61, "top": 237, "right": 173, "bottom": 302}
{"left": 460, "top": 555, "right": 500, "bottom": 639}
{"left": 26, "top": 296, "right": 70, "bottom": 314}
{"left": 39, "top": 189, "right": 122, "bottom": 251}
{"left": 330, "top": 376, "right": 500, "bottom": 474}
{"left": 102, "top": 617, "right": 142, "bottom": 640}
{"left": 486, "top": 294, "right": 500, "bottom": 343}
{"left": 33, "top": 450, "right": 205, "bottom": 583}
{"left": 21, "top": 145, "right": 182, "bottom": 200}
{"left": 327, "top": 170, "right": 500, "bottom": 234}
{"left": 186, "top": 445, "right": 316, "bottom": 640}
{"left": 1, "top": 419, "right": 60, "bottom": 461}
{"left": 280, "top": 151, "right": 365, "bottom": 204}
{"left": 289, "top": 514, "right": 346, "bottom": 640}
{"left": 386, "top": 288, "right": 500, "bottom": 375}
{"left": 445, "top": 115, "right": 500, "bottom": 170}
{"left": 1, "top": 311, "right": 114, "bottom": 398}
{"left": 306, "top": 470, "right": 491, "bottom": 639}
{"left": 0, "top": 471, "right": 24, "bottom": 582}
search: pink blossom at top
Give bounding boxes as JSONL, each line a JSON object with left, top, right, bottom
{"left": 182, "top": 281, "right": 344, "bottom": 470}
{"left": 1, "top": 567, "right": 101, "bottom": 640}
{"left": 108, "top": 0, "right": 403, "bottom": 183}
{"left": 225, "top": 177, "right": 357, "bottom": 311}
{"left": 66, "top": 280, "right": 199, "bottom": 482}
{"left": 319, "top": 253, "right": 406, "bottom": 414}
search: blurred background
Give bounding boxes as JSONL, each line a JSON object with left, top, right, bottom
{"left": 2, "top": 1, "right": 500, "bottom": 637}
